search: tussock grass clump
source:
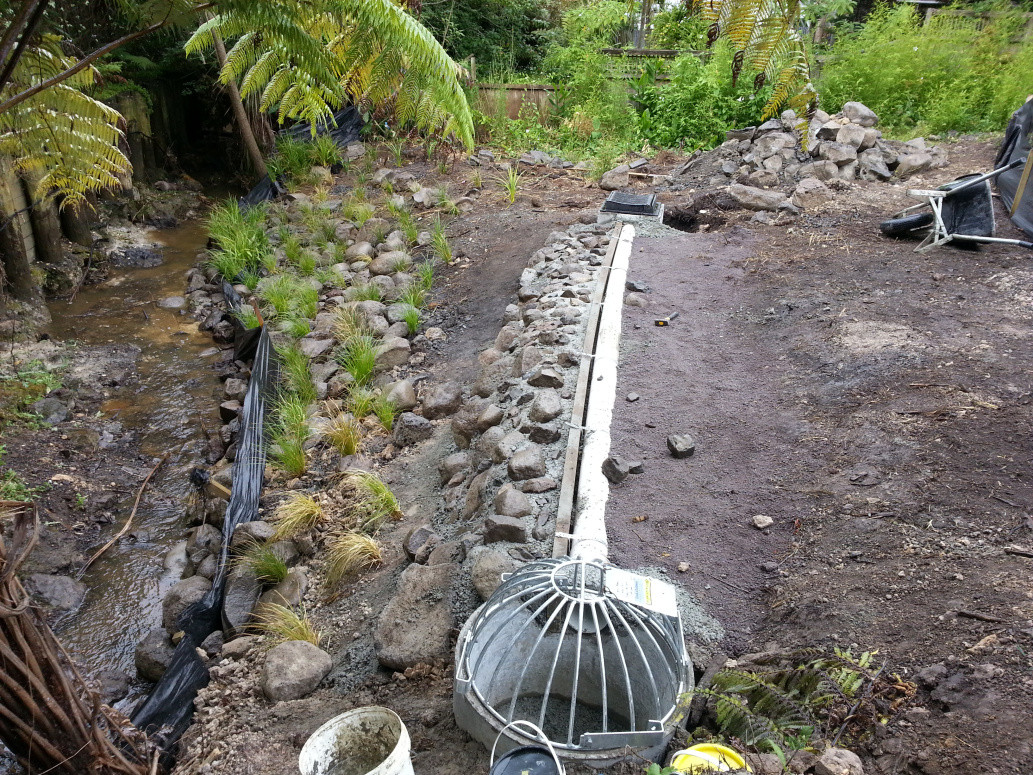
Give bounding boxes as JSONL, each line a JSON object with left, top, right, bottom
{"left": 345, "top": 386, "right": 377, "bottom": 418}
{"left": 338, "top": 335, "right": 378, "bottom": 385}
{"left": 400, "top": 304, "right": 420, "bottom": 337}
{"left": 415, "top": 261, "right": 434, "bottom": 292}
{"left": 206, "top": 199, "right": 271, "bottom": 280}
{"left": 372, "top": 394, "right": 398, "bottom": 431}
{"left": 343, "top": 201, "right": 375, "bottom": 227}
{"left": 259, "top": 274, "right": 319, "bottom": 321}
{"left": 272, "top": 491, "right": 324, "bottom": 540}
{"left": 430, "top": 217, "right": 452, "bottom": 264}
{"left": 236, "top": 542, "right": 289, "bottom": 584}
{"left": 311, "top": 135, "right": 344, "bottom": 168}
{"left": 325, "top": 409, "right": 363, "bottom": 456}
{"left": 324, "top": 532, "right": 383, "bottom": 586}
{"left": 276, "top": 343, "right": 317, "bottom": 404}
{"left": 502, "top": 166, "right": 520, "bottom": 204}
{"left": 346, "top": 470, "right": 402, "bottom": 532}
{"left": 397, "top": 210, "right": 420, "bottom": 246}
{"left": 331, "top": 306, "right": 370, "bottom": 342}
{"left": 254, "top": 603, "right": 321, "bottom": 646}
{"left": 345, "top": 282, "right": 383, "bottom": 303}
{"left": 234, "top": 306, "right": 262, "bottom": 330}
{"left": 270, "top": 392, "right": 310, "bottom": 477}
{"left": 397, "top": 284, "right": 426, "bottom": 310}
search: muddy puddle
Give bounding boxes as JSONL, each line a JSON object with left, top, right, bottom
{"left": 46, "top": 221, "right": 220, "bottom": 679}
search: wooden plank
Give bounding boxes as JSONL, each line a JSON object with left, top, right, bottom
{"left": 550, "top": 224, "right": 624, "bottom": 558}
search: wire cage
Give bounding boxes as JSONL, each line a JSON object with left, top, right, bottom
{"left": 454, "top": 558, "right": 693, "bottom": 765}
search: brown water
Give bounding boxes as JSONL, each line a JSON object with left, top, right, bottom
{"left": 47, "top": 221, "right": 222, "bottom": 678}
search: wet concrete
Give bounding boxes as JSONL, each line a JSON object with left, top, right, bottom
{"left": 46, "top": 222, "right": 221, "bottom": 677}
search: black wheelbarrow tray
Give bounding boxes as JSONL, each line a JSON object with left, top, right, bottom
{"left": 879, "top": 155, "right": 1033, "bottom": 253}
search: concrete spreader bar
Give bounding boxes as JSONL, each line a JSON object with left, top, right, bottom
{"left": 552, "top": 223, "right": 635, "bottom": 559}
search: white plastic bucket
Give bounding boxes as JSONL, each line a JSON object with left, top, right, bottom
{"left": 298, "top": 706, "right": 413, "bottom": 775}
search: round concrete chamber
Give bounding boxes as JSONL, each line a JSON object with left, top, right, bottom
{"left": 454, "top": 558, "right": 693, "bottom": 765}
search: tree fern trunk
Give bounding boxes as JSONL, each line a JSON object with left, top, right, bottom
{"left": 0, "top": 157, "right": 37, "bottom": 300}
{"left": 211, "top": 28, "right": 268, "bottom": 178}
{"left": 23, "top": 179, "right": 62, "bottom": 265}
{"left": 59, "top": 196, "right": 94, "bottom": 248}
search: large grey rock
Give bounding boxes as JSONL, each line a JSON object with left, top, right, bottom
{"left": 753, "top": 132, "right": 794, "bottom": 159}
{"left": 31, "top": 397, "right": 70, "bottom": 425}
{"left": 439, "top": 451, "right": 471, "bottom": 485}
{"left": 162, "top": 575, "right": 212, "bottom": 633}
{"left": 229, "top": 519, "right": 276, "bottom": 549}
{"left": 375, "top": 336, "right": 411, "bottom": 369}
{"left": 374, "top": 563, "right": 457, "bottom": 670}
{"left": 895, "top": 152, "right": 932, "bottom": 179}
{"left": 261, "top": 640, "right": 332, "bottom": 701}
{"left": 494, "top": 484, "right": 533, "bottom": 517}
{"left": 814, "top": 747, "right": 864, "bottom": 775}
{"left": 24, "top": 574, "right": 86, "bottom": 611}
{"left": 223, "top": 567, "right": 262, "bottom": 637}
{"left": 422, "top": 381, "right": 463, "bottom": 420}
{"left": 816, "top": 120, "right": 843, "bottom": 141}
{"left": 727, "top": 184, "right": 787, "bottom": 212}
{"left": 667, "top": 434, "right": 696, "bottom": 459}
{"left": 298, "top": 337, "right": 333, "bottom": 359}
{"left": 468, "top": 546, "right": 521, "bottom": 601}
{"left": 463, "top": 470, "right": 490, "bottom": 519}
{"left": 403, "top": 525, "right": 441, "bottom": 563}
{"left": 484, "top": 515, "right": 527, "bottom": 543}
{"left": 394, "top": 412, "right": 433, "bottom": 446}
{"left": 858, "top": 149, "right": 892, "bottom": 181}
{"left": 791, "top": 178, "right": 831, "bottom": 209}
{"left": 799, "top": 160, "right": 839, "bottom": 181}
{"left": 135, "top": 628, "right": 175, "bottom": 682}
{"left": 528, "top": 389, "right": 562, "bottom": 423}
{"left": 748, "top": 170, "right": 780, "bottom": 188}
{"left": 601, "top": 455, "right": 630, "bottom": 484}
{"left": 599, "top": 165, "right": 630, "bottom": 191}
{"left": 477, "top": 404, "right": 504, "bottom": 430}
{"left": 384, "top": 379, "right": 418, "bottom": 411}
{"left": 841, "top": 101, "right": 878, "bottom": 127}
{"left": 369, "top": 251, "right": 410, "bottom": 276}
{"left": 836, "top": 124, "right": 867, "bottom": 149}
{"left": 345, "top": 241, "right": 374, "bottom": 259}
{"left": 508, "top": 445, "right": 546, "bottom": 480}
{"left": 820, "top": 142, "right": 858, "bottom": 166}
{"left": 258, "top": 569, "right": 308, "bottom": 609}
{"left": 527, "top": 367, "right": 564, "bottom": 388}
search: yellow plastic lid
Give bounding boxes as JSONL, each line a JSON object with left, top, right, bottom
{"left": 669, "top": 743, "right": 751, "bottom": 773}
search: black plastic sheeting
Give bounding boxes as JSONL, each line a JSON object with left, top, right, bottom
{"left": 240, "top": 106, "right": 365, "bottom": 207}
{"left": 130, "top": 289, "right": 277, "bottom": 759}
{"left": 994, "top": 99, "right": 1033, "bottom": 238}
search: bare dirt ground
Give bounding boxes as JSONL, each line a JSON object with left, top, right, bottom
{"left": 5, "top": 138, "right": 1030, "bottom": 775}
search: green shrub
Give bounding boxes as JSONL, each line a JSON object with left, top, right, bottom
{"left": 633, "top": 45, "right": 769, "bottom": 149}
{"left": 276, "top": 342, "right": 317, "bottom": 404}
{"left": 818, "top": 2, "right": 1032, "bottom": 135}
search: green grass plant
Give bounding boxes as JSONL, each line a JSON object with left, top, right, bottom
{"left": 345, "top": 386, "right": 377, "bottom": 418}
{"left": 254, "top": 604, "right": 321, "bottom": 645}
{"left": 371, "top": 394, "right": 398, "bottom": 431}
{"left": 233, "top": 305, "right": 262, "bottom": 330}
{"left": 398, "top": 283, "right": 426, "bottom": 310}
{"left": 206, "top": 199, "right": 271, "bottom": 280}
{"left": 345, "top": 283, "right": 382, "bottom": 303}
{"left": 414, "top": 261, "right": 434, "bottom": 293}
{"left": 502, "top": 166, "right": 520, "bottom": 204}
{"left": 236, "top": 542, "right": 289, "bottom": 584}
{"left": 397, "top": 210, "right": 420, "bottom": 246}
{"left": 400, "top": 304, "right": 420, "bottom": 336}
{"left": 270, "top": 392, "right": 310, "bottom": 477}
{"left": 311, "top": 135, "right": 344, "bottom": 168}
{"left": 430, "top": 217, "right": 452, "bottom": 264}
{"left": 272, "top": 492, "right": 324, "bottom": 540}
{"left": 324, "top": 532, "right": 382, "bottom": 586}
{"left": 346, "top": 471, "right": 402, "bottom": 532}
{"left": 324, "top": 409, "right": 363, "bottom": 455}
{"left": 337, "top": 335, "right": 378, "bottom": 385}
{"left": 343, "top": 201, "right": 375, "bottom": 227}
{"left": 276, "top": 342, "right": 317, "bottom": 403}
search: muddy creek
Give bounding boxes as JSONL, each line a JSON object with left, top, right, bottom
{"left": 46, "top": 221, "right": 219, "bottom": 678}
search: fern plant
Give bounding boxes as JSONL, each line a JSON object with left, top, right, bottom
{"left": 695, "top": 0, "right": 818, "bottom": 119}
{"left": 185, "top": 0, "right": 474, "bottom": 147}
{"left": 694, "top": 648, "right": 888, "bottom": 763}
{"left": 0, "top": 34, "right": 130, "bottom": 205}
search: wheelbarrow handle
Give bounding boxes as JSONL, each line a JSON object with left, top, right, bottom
{"left": 941, "top": 156, "right": 1028, "bottom": 199}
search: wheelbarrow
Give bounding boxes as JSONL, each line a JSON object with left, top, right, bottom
{"left": 879, "top": 155, "right": 1033, "bottom": 253}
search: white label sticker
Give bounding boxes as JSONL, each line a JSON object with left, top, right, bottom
{"left": 604, "top": 568, "right": 679, "bottom": 617}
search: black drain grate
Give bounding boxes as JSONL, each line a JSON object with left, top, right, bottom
{"left": 600, "top": 191, "right": 660, "bottom": 216}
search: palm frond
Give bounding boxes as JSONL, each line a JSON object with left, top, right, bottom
{"left": 695, "top": 0, "right": 817, "bottom": 118}
{"left": 184, "top": 0, "right": 473, "bottom": 148}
